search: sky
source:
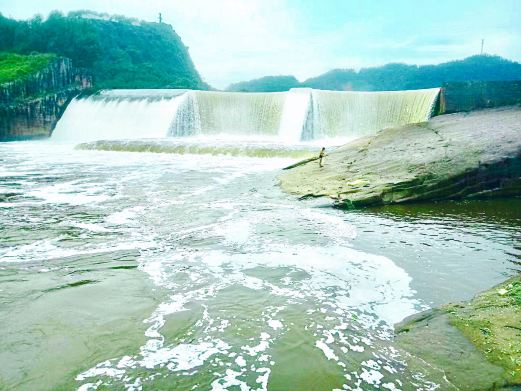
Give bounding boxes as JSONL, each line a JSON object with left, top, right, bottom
{"left": 1, "top": 0, "right": 520, "bottom": 89}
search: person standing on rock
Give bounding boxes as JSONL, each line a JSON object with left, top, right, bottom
{"left": 319, "top": 147, "right": 326, "bottom": 168}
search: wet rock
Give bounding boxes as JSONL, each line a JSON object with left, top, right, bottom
{"left": 394, "top": 275, "right": 521, "bottom": 389}
{"left": 279, "top": 106, "right": 521, "bottom": 207}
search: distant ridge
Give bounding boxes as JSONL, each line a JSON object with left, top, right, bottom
{"left": 226, "top": 55, "right": 521, "bottom": 92}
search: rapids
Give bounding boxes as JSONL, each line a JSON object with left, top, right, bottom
{"left": 0, "top": 141, "right": 519, "bottom": 390}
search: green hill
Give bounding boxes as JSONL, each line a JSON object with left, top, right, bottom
{"left": 227, "top": 75, "right": 300, "bottom": 92}
{"left": 0, "top": 11, "right": 208, "bottom": 90}
{"left": 226, "top": 55, "right": 521, "bottom": 92}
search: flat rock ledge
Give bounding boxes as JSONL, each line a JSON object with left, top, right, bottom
{"left": 393, "top": 275, "right": 521, "bottom": 390}
{"left": 279, "top": 106, "right": 521, "bottom": 207}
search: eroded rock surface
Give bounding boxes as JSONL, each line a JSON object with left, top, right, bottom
{"left": 394, "top": 275, "right": 521, "bottom": 390}
{"left": 279, "top": 107, "right": 521, "bottom": 207}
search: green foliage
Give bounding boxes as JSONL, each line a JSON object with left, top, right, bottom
{"left": 304, "top": 55, "right": 521, "bottom": 91}
{"left": 0, "top": 11, "right": 208, "bottom": 89}
{"left": 227, "top": 75, "right": 300, "bottom": 92}
{"left": 0, "top": 52, "right": 56, "bottom": 84}
{"left": 227, "top": 56, "right": 521, "bottom": 92}
{"left": 510, "top": 281, "right": 521, "bottom": 305}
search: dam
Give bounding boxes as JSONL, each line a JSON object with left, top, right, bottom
{"left": 52, "top": 88, "right": 441, "bottom": 143}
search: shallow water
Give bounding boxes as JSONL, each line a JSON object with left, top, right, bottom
{"left": 0, "top": 141, "right": 519, "bottom": 390}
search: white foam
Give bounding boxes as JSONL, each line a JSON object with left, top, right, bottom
{"left": 235, "top": 356, "right": 246, "bottom": 367}
{"left": 106, "top": 206, "right": 145, "bottom": 225}
{"left": 267, "top": 320, "right": 283, "bottom": 330}
{"left": 28, "top": 181, "right": 113, "bottom": 205}
{"left": 316, "top": 340, "right": 339, "bottom": 361}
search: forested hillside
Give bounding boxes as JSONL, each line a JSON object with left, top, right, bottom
{"left": 0, "top": 11, "right": 208, "bottom": 89}
{"left": 227, "top": 75, "right": 300, "bottom": 92}
{"left": 226, "top": 55, "right": 521, "bottom": 92}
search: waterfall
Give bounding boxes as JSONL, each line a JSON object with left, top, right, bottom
{"left": 53, "top": 88, "right": 440, "bottom": 143}
{"left": 52, "top": 89, "right": 187, "bottom": 142}
{"left": 167, "top": 88, "right": 439, "bottom": 142}
{"left": 278, "top": 88, "right": 312, "bottom": 143}
{"left": 192, "top": 91, "right": 286, "bottom": 137}
{"left": 304, "top": 88, "right": 440, "bottom": 140}
{"left": 168, "top": 91, "right": 201, "bottom": 137}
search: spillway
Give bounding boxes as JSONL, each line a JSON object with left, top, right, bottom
{"left": 173, "top": 91, "right": 287, "bottom": 137}
{"left": 52, "top": 88, "right": 440, "bottom": 143}
{"left": 52, "top": 89, "right": 187, "bottom": 142}
{"left": 305, "top": 88, "right": 441, "bottom": 140}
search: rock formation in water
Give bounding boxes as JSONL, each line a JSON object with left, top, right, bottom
{"left": 0, "top": 56, "right": 91, "bottom": 141}
{"left": 279, "top": 106, "right": 521, "bottom": 207}
{"left": 394, "top": 275, "right": 521, "bottom": 389}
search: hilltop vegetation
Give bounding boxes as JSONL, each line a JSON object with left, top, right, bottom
{"left": 227, "top": 75, "right": 300, "bottom": 92}
{"left": 0, "top": 11, "right": 208, "bottom": 89}
{"left": 227, "top": 55, "right": 521, "bottom": 92}
{"left": 2, "top": 11, "right": 520, "bottom": 93}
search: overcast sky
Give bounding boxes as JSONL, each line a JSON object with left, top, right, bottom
{"left": 1, "top": 0, "right": 520, "bottom": 89}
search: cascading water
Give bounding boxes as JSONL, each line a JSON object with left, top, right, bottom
{"left": 304, "top": 88, "right": 440, "bottom": 140}
{"left": 278, "top": 88, "right": 312, "bottom": 143}
{"left": 168, "top": 91, "right": 201, "bottom": 137}
{"left": 52, "top": 88, "right": 440, "bottom": 144}
{"left": 191, "top": 91, "right": 286, "bottom": 137}
{"left": 52, "top": 89, "right": 188, "bottom": 142}
{"left": 167, "top": 88, "right": 439, "bottom": 142}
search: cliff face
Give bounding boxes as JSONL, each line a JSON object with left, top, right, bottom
{"left": 0, "top": 57, "right": 91, "bottom": 141}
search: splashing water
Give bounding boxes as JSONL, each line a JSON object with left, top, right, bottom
{"left": 305, "top": 88, "right": 440, "bottom": 139}
{"left": 52, "top": 90, "right": 188, "bottom": 142}
{"left": 1, "top": 141, "right": 519, "bottom": 390}
{"left": 51, "top": 88, "right": 440, "bottom": 144}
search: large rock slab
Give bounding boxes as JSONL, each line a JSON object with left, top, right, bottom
{"left": 279, "top": 106, "right": 521, "bottom": 207}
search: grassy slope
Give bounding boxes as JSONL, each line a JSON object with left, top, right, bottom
{"left": 0, "top": 52, "right": 56, "bottom": 84}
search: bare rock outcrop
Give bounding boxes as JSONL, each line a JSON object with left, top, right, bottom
{"left": 279, "top": 107, "right": 521, "bottom": 207}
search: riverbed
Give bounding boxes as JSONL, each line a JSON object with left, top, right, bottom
{"left": 0, "top": 141, "right": 519, "bottom": 390}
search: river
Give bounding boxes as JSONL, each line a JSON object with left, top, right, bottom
{"left": 0, "top": 141, "right": 519, "bottom": 390}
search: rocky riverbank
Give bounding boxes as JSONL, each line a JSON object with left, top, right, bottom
{"left": 0, "top": 56, "right": 91, "bottom": 141}
{"left": 394, "top": 275, "right": 521, "bottom": 389}
{"left": 279, "top": 106, "right": 521, "bottom": 207}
